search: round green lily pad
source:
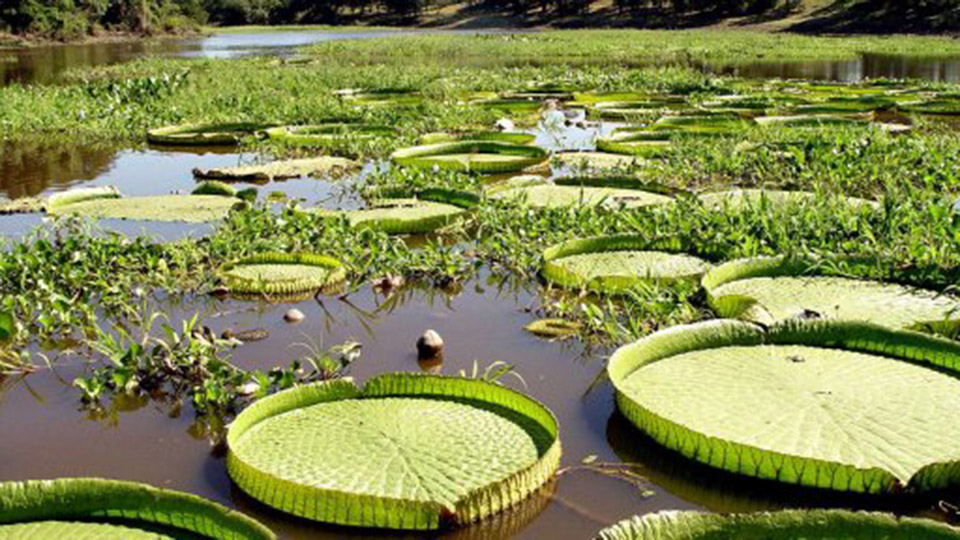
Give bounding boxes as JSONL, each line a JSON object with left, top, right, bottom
{"left": 314, "top": 188, "right": 477, "bottom": 234}
{"left": 595, "top": 134, "right": 672, "bottom": 157}
{"left": 265, "top": 124, "right": 397, "bottom": 146}
{"left": 588, "top": 99, "right": 689, "bottom": 120}
{"left": 543, "top": 235, "right": 710, "bottom": 294}
{"left": 698, "top": 188, "right": 879, "bottom": 210}
{"left": 598, "top": 510, "right": 960, "bottom": 540}
{"left": 552, "top": 151, "right": 643, "bottom": 171}
{"left": 608, "top": 318, "right": 960, "bottom": 493}
{"left": 489, "top": 176, "right": 673, "bottom": 209}
{"left": 193, "top": 157, "right": 358, "bottom": 181}
{"left": 0, "top": 477, "right": 274, "bottom": 539}
{"left": 219, "top": 253, "right": 346, "bottom": 296}
{"left": 900, "top": 99, "right": 960, "bottom": 116}
{"left": 147, "top": 123, "right": 274, "bottom": 146}
{"left": 48, "top": 192, "right": 240, "bottom": 223}
{"left": 420, "top": 132, "right": 536, "bottom": 145}
{"left": 227, "top": 373, "right": 560, "bottom": 530}
{"left": 391, "top": 141, "right": 548, "bottom": 174}
{"left": 703, "top": 255, "right": 960, "bottom": 331}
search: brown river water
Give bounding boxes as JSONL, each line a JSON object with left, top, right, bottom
{"left": 1, "top": 29, "right": 959, "bottom": 539}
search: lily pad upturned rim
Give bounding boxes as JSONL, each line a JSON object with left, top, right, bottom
{"left": 146, "top": 122, "right": 276, "bottom": 146}
{"left": 316, "top": 187, "right": 480, "bottom": 234}
{"left": 596, "top": 509, "right": 960, "bottom": 540}
{"left": 218, "top": 252, "right": 347, "bottom": 295}
{"left": 542, "top": 234, "right": 709, "bottom": 294}
{"left": 607, "top": 318, "right": 960, "bottom": 494}
{"left": 419, "top": 131, "right": 536, "bottom": 145}
{"left": 264, "top": 123, "right": 398, "bottom": 145}
{"left": 226, "top": 373, "right": 561, "bottom": 531}
{"left": 701, "top": 254, "right": 960, "bottom": 332}
{"left": 390, "top": 141, "right": 549, "bottom": 174}
{"left": 0, "top": 477, "right": 274, "bottom": 540}
{"left": 488, "top": 176, "right": 677, "bottom": 209}
{"left": 697, "top": 187, "right": 880, "bottom": 210}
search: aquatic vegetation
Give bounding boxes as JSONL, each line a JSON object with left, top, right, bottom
{"left": 48, "top": 192, "right": 241, "bottom": 222}
{"left": 588, "top": 99, "right": 690, "bottom": 120}
{"left": 608, "top": 318, "right": 960, "bottom": 493}
{"left": 313, "top": 188, "right": 479, "bottom": 234}
{"left": 697, "top": 188, "right": 879, "bottom": 210}
{"left": 265, "top": 123, "right": 398, "bottom": 146}
{"left": 420, "top": 131, "right": 536, "bottom": 145}
{"left": 147, "top": 122, "right": 275, "bottom": 146}
{"left": 0, "top": 478, "right": 274, "bottom": 539}
{"left": 391, "top": 141, "right": 548, "bottom": 174}
{"left": 542, "top": 235, "right": 711, "bottom": 294}
{"left": 755, "top": 114, "right": 869, "bottom": 127}
{"left": 524, "top": 318, "right": 583, "bottom": 340}
{"left": 192, "top": 180, "right": 237, "bottom": 197}
{"left": 227, "top": 373, "right": 560, "bottom": 530}
{"left": 193, "top": 156, "right": 358, "bottom": 181}
{"left": 596, "top": 133, "right": 673, "bottom": 157}
{"left": 551, "top": 151, "right": 643, "bottom": 171}
{"left": 489, "top": 176, "right": 673, "bottom": 209}
{"left": 703, "top": 255, "right": 960, "bottom": 332}
{"left": 218, "top": 252, "right": 347, "bottom": 295}
{"left": 598, "top": 510, "right": 960, "bottom": 539}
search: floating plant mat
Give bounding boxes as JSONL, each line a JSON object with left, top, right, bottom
{"left": 755, "top": 114, "right": 870, "bottom": 127}
{"left": 543, "top": 235, "right": 711, "bottom": 294}
{"left": 391, "top": 141, "right": 548, "bottom": 174}
{"left": 226, "top": 373, "right": 560, "bottom": 530}
{"left": 47, "top": 190, "right": 240, "bottom": 223}
{"left": 312, "top": 188, "right": 477, "bottom": 234}
{"left": 420, "top": 131, "right": 536, "bottom": 145}
{"left": 193, "top": 156, "right": 357, "bottom": 181}
{"left": 218, "top": 253, "right": 346, "bottom": 295}
{"left": 588, "top": 99, "right": 690, "bottom": 120}
{"left": 703, "top": 256, "right": 960, "bottom": 331}
{"left": 597, "top": 510, "right": 960, "bottom": 539}
{"left": 608, "top": 318, "right": 960, "bottom": 493}
{"left": 552, "top": 151, "right": 642, "bottom": 171}
{"left": 698, "top": 188, "right": 879, "bottom": 210}
{"left": 265, "top": 124, "right": 397, "bottom": 146}
{"left": 489, "top": 176, "right": 673, "bottom": 209}
{"left": 0, "top": 478, "right": 274, "bottom": 539}
{"left": 146, "top": 122, "right": 275, "bottom": 146}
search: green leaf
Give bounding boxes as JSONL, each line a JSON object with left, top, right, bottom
{"left": 490, "top": 176, "right": 673, "bottom": 209}
{"left": 598, "top": 510, "right": 960, "bottom": 539}
{"left": 0, "top": 311, "right": 14, "bottom": 342}
{"left": 608, "top": 319, "right": 960, "bottom": 493}
{"left": 193, "top": 157, "right": 358, "bottom": 181}
{"left": 48, "top": 193, "right": 239, "bottom": 223}
{"left": 703, "top": 255, "right": 960, "bottom": 331}
{"left": 147, "top": 122, "right": 276, "bottom": 146}
{"left": 391, "top": 141, "right": 548, "bottom": 174}
{"left": 542, "top": 235, "right": 711, "bottom": 294}
{"left": 0, "top": 478, "right": 275, "bottom": 539}
{"left": 218, "top": 252, "right": 347, "bottom": 296}
{"left": 226, "top": 373, "right": 560, "bottom": 530}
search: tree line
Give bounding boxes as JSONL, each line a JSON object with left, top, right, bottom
{"left": 1, "top": 0, "right": 957, "bottom": 38}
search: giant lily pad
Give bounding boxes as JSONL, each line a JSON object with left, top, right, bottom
{"left": 608, "top": 318, "right": 960, "bottom": 493}
{"left": 265, "top": 124, "right": 397, "bottom": 146}
{"left": 313, "top": 188, "right": 478, "bottom": 234}
{"left": 588, "top": 99, "right": 690, "bottom": 120}
{"left": 652, "top": 114, "right": 756, "bottom": 132}
{"left": 703, "top": 255, "right": 960, "bottom": 331}
{"left": 489, "top": 176, "right": 673, "bottom": 209}
{"left": 598, "top": 509, "right": 960, "bottom": 539}
{"left": 0, "top": 477, "right": 274, "bottom": 539}
{"left": 756, "top": 114, "right": 869, "bottom": 128}
{"left": 900, "top": 99, "right": 960, "bottom": 116}
{"left": 391, "top": 141, "right": 548, "bottom": 174}
{"left": 227, "top": 373, "right": 560, "bottom": 530}
{"left": 698, "top": 188, "right": 879, "bottom": 210}
{"left": 542, "top": 235, "right": 710, "bottom": 294}
{"left": 193, "top": 157, "right": 358, "bottom": 181}
{"left": 791, "top": 96, "right": 895, "bottom": 115}
{"left": 146, "top": 123, "right": 274, "bottom": 146}
{"left": 47, "top": 188, "right": 240, "bottom": 223}
{"left": 552, "top": 151, "right": 642, "bottom": 171}
{"left": 420, "top": 132, "right": 536, "bottom": 145}
{"left": 595, "top": 133, "right": 673, "bottom": 157}
{"left": 219, "top": 252, "right": 347, "bottom": 296}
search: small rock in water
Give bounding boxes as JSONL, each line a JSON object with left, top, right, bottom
{"left": 416, "top": 329, "right": 444, "bottom": 359}
{"left": 495, "top": 118, "right": 515, "bottom": 132}
{"left": 284, "top": 309, "right": 305, "bottom": 323}
{"left": 235, "top": 328, "right": 270, "bottom": 342}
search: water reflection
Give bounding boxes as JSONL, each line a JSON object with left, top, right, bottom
{"left": 720, "top": 53, "right": 960, "bottom": 83}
